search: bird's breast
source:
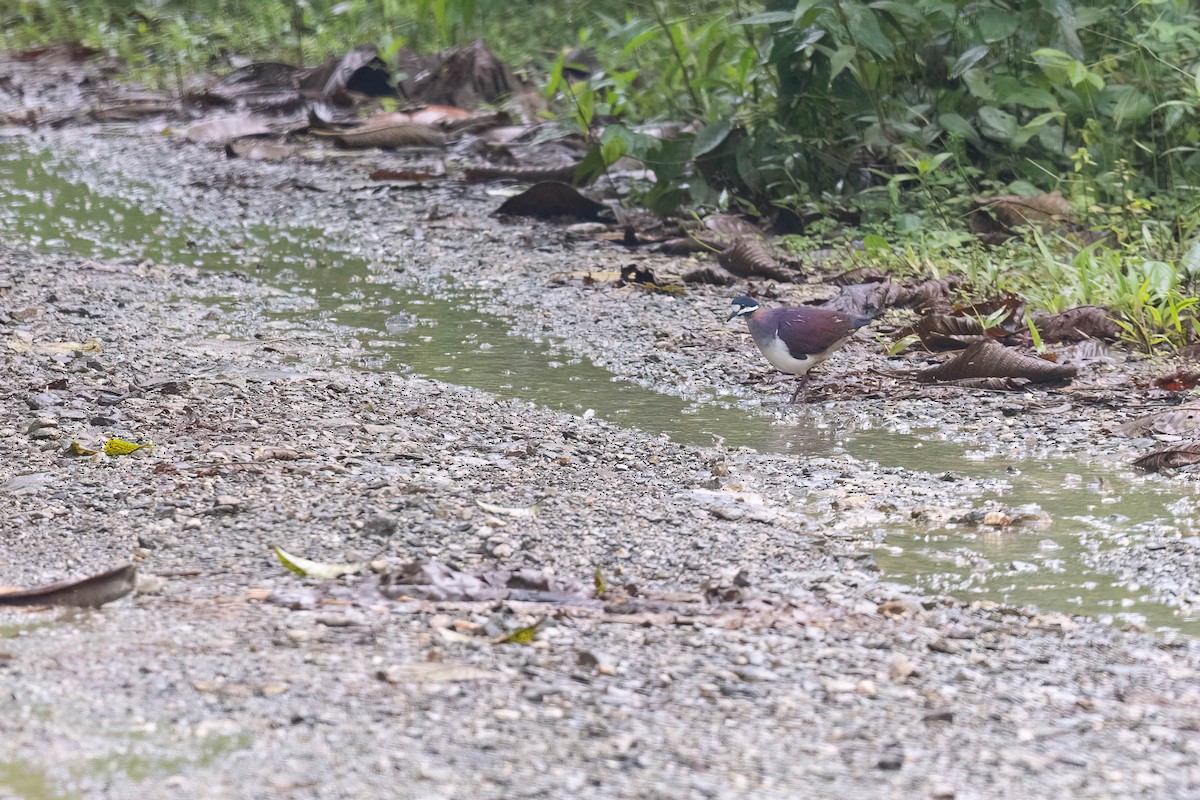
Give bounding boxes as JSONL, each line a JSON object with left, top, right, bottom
{"left": 757, "top": 333, "right": 818, "bottom": 375}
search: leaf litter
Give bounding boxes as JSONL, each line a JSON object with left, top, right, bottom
{"left": 0, "top": 563, "right": 137, "bottom": 608}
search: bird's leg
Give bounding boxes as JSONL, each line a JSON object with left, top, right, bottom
{"left": 788, "top": 374, "right": 810, "bottom": 404}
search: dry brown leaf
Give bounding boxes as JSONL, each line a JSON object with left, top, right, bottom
{"left": 1029, "top": 306, "right": 1119, "bottom": 343}
{"left": 183, "top": 116, "right": 273, "bottom": 143}
{"left": 972, "top": 191, "right": 1075, "bottom": 232}
{"left": 313, "top": 120, "right": 445, "bottom": 149}
{"left": 0, "top": 563, "right": 137, "bottom": 608}
{"left": 899, "top": 314, "right": 989, "bottom": 350}
{"left": 495, "top": 182, "right": 606, "bottom": 220}
{"left": 1133, "top": 443, "right": 1200, "bottom": 473}
{"left": 1117, "top": 405, "right": 1200, "bottom": 438}
{"left": 915, "top": 340, "right": 1077, "bottom": 384}
{"left": 717, "top": 239, "right": 797, "bottom": 282}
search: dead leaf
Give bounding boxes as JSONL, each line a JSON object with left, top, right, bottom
{"left": 182, "top": 116, "right": 272, "bottom": 143}
{"left": 899, "top": 314, "right": 989, "bottom": 350}
{"left": 399, "top": 40, "right": 521, "bottom": 109}
{"left": 914, "top": 340, "right": 1077, "bottom": 384}
{"left": 103, "top": 438, "right": 149, "bottom": 456}
{"left": 718, "top": 239, "right": 797, "bottom": 282}
{"left": 0, "top": 563, "right": 136, "bottom": 608}
{"left": 312, "top": 120, "right": 445, "bottom": 149}
{"left": 1153, "top": 369, "right": 1200, "bottom": 392}
{"left": 7, "top": 337, "right": 101, "bottom": 355}
{"left": 65, "top": 441, "right": 98, "bottom": 457}
{"left": 274, "top": 547, "right": 367, "bottom": 579}
{"left": 826, "top": 266, "right": 887, "bottom": 286}
{"left": 971, "top": 191, "right": 1075, "bottom": 234}
{"left": 493, "top": 618, "right": 542, "bottom": 644}
{"left": 1028, "top": 306, "right": 1119, "bottom": 343}
{"left": 682, "top": 264, "right": 737, "bottom": 286}
{"left": 298, "top": 45, "right": 395, "bottom": 98}
{"left": 495, "top": 182, "right": 606, "bottom": 220}
{"left": 1117, "top": 405, "right": 1200, "bottom": 438}
{"left": 1133, "top": 442, "right": 1200, "bottom": 472}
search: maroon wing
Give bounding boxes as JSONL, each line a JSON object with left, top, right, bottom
{"left": 772, "top": 308, "right": 855, "bottom": 358}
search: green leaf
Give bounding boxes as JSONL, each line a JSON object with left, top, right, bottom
{"left": 978, "top": 106, "right": 1018, "bottom": 143}
{"left": 573, "top": 84, "right": 594, "bottom": 131}
{"left": 1022, "top": 111, "right": 1065, "bottom": 130}
{"left": 274, "top": 547, "right": 367, "bottom": 579}
{"left": 863, "top": 233, "right": 890, "bottom": 252}
{"left": 938, "top": 112, "right": 982, "bottom": 146}
{"left": 793, "top": 0, "right": 825, "bottom": 26}
{"left": 495, "top": 618, "right": 542, "bottom": 645}
{"left": 735, "top": 11, "right": 793, "bottom": 25}
{"left": 976, "top": 8, "right": 1020, "bottom": 42}
{"left": 830, "top": 45, "right": 857, "bottom": 81}
{"left": 692, "top": 118, "right": 734, "bottom": 159}
{"left": 951, "top": 45, "right": 988, "bottom": 79}
{"left": 961, "top": 69, "right": 994, "bottom": 102}
{"left": 619, "top": 26, "right": 660, "bottom": 60}
{"left": 1000, "top": 87, "right": 1058, "bottom": 110}
{"left": 844, "top": 4, "right": 894, "bottom": 59}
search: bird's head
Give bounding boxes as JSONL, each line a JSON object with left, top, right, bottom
{"left": 727, "top": 295, "right": 761, "bottom": 322}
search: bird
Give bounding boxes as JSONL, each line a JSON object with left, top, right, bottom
{"left": 727, "top": 295, "right": 874, "bottom": 403}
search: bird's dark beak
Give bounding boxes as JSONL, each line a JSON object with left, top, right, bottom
{"left": 726, "top": 308, "right": 741, "bottom": 322}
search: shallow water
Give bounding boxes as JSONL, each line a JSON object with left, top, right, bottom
{"left": 1, "top": 141, "right": 1197, "bottom": 635}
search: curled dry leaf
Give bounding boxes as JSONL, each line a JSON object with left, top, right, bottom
{"left": 899, "top": 314, "right": 989, "bottom": 350}
{"left": 889, "top": 277, "right": 962, "bottom": 312}
{"left": 1116, "top": 405, "right": 1200, "bottom": 438}
{"left": 941, "top": 376, "right": 1033, "bottom": 391}
{"left": 7, "top": 337, "right": 101, "bottom": 355}
{"left": 826, "top": 266, "right": 887, "bottom": 286}
{"left": 0, "top": 563, "right": 137, "bottom": 608}
{"left": 313, "top": 120, "right": 445, "bottom": 149}
{"left": 65, "top": 441, "right": 98, "bottom": 457}
{"left": 298, "top": 46, "right": 395, "bottom": 98}
{"left": 182, "top": 116, "right": 273, "bottom": 143}
{"left": 1029, "top": 306, "right": 1119, "bottom": 343}
{"left": 616, "top": 264, "right": 685, "bottom": 295}
{"left": 1133, "top": 443, "right": 1200, "bottom": 473}
{"left": 274, "top": 546, "right": 367, "bottom": 579}
{"left": 495, "top": 182, "right": 606, "bottom": 221}
{"left": 718, "top": 239, "right": 797, "bottom": 283}
{"left": 971, "top": 191, "right": 1075, "bottom": 233}
{"left": 915, "top": 340, "right": 1077, "bottom": 384}
{"left": 682, "top": 264, "right": 737, "bottom": 286}
{"left": 1153, "top": 369, "right": 1200, "bottom": 392}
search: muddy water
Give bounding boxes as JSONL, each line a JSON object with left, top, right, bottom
{"left": 1, "top": 142, "right": 1197, "bottom": 634}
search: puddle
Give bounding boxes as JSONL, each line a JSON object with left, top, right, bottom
{"left": 0, "top": 760, "right": 76, "bottom": 800}
{"left": 1, "top": 140, "right": 1198, "bottom": 634}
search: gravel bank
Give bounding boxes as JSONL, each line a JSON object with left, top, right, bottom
{"left": 1, "top": 132, "right": 1199, "bottom": 799}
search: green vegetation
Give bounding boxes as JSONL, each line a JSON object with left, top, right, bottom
{"left": 4, "top": 0, "right": 1200, "bottom": 351}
